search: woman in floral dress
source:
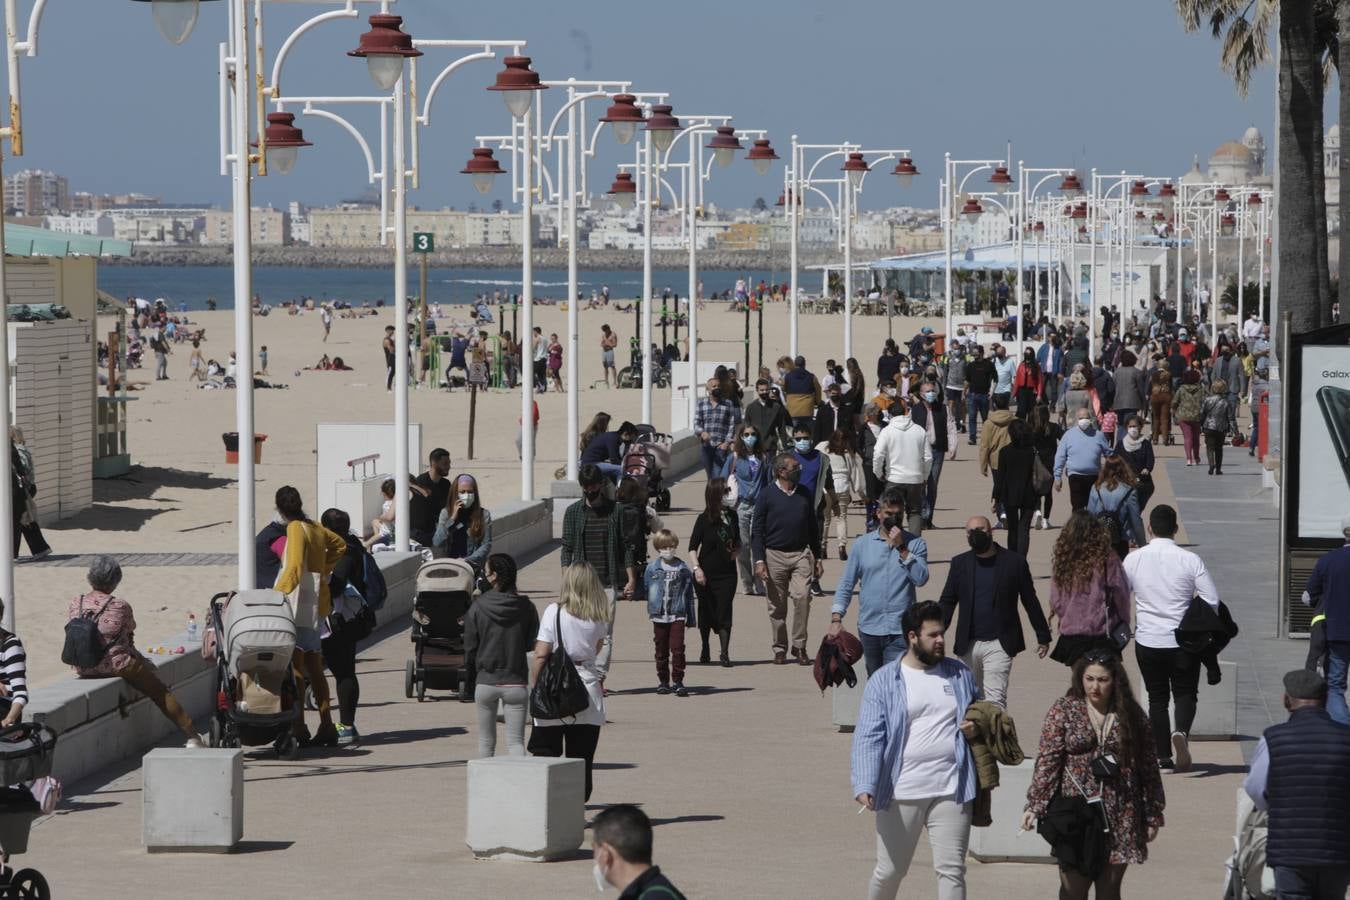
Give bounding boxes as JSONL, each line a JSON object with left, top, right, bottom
{"left": 1021, "top": 649, "right": 1166, "bottom": 899}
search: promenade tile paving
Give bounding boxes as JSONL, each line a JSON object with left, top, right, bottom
{"left": 18, "top": 428, "right": 1259, "bottom": 897}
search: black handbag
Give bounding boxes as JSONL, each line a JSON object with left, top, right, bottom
{"left": 61, "top": 594, "right": 112, "bottom": 669}
{"left": 1102, "top": 563, "right": 1132, "bottom": 652}
{"left": 528, "top": 607, "right": 590, "bottom": 720}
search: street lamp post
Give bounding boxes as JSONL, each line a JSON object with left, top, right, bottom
{"left": 940, "top": 154, "right": 1006, "bottom": 344}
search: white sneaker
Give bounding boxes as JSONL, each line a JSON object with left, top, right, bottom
{"left": 185, "top": 733, "right": 208, "bottom": 749}
{"left": 1032, "top": 511, "right": 1043, "bottom": 530}
{"left": 1171, "top": 731, "right": 1192, "bottom": 773}
{"left": 1043, "top": 517, "right": 1052, "bottom": 530}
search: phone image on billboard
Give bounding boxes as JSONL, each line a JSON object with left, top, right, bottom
{"left": 1317, "top": 386, "right": 1350, "bottom": 489}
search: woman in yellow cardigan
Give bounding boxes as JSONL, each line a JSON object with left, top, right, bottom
{"left": 273, "top": 486, "right": 346, "bottom": 747}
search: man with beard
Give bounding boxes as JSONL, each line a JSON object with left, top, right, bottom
{"left": 851, "top": 600, "right": 979, "bottom": 900}
{"left": 936, "top": 516, "right": 1050, "bottom": 709}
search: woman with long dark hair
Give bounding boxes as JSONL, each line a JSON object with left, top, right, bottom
{"left": 723, "top": 424, "right": 770, "bottom": 595}
{"left": 433, "top": 474, "right": 493, "bottom": 570}
{"left": 464, "top": 553, "right": 538, "bottom": 757}
{"left": 1022, "top": 650, "right": 1165, "bottom": 900}
{"left": 817, "top": 428, "right": 864, "bottom": 560}
{"left": 1013, "top": 347, "right": 1043, "bottom": 419}
{"left": 1048, "top": 511, "right": 1132, "bottom": 666}
{"left": 1028, "top": 404, "right": 1062, "bottom": 530}
{"left": 579, "top": 412, "right": 613, "bottom": 461}
{"left": 1087, "top": 457, "right": 1144, "bottom": 560}
{"left": 1116, "top": 415, "right": 1155, "bottom": 510}
{"left": 689, "top": 477, "right": 741, "bottom": 666}
{"left": 993, "top": 419, "right": 1040, "bottom": 556}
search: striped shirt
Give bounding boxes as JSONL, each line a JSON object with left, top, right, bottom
{"left": 0, "top": 633, "right": 28, "bottom": 708}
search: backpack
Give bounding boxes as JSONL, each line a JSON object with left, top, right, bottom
{"left": 1093, "top": 488, "right": 1133, "bottom": 545}
{"left": 61, "top": 594, "right": 113, "bottom": 668}
{"left": 360, "top": 549, "right": 388, "bottom": 610}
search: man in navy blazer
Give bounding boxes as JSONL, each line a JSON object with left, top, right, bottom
{"left": 937, "top": 515, "right": 1051, "bottom": 707}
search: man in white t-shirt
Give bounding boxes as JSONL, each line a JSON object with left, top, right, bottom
{"left": 1242, "top": 310, "right": 1263, "bottom": 341}
{"left": 851, "top": 601, "right": 979, "bottom": 899}
{"left": 1123, "top": 503, "right": 1220, "bottom": 774}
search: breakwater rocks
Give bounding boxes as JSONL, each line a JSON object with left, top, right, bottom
{"left": 104, "top": 245, "right": 879, "bottom": 271}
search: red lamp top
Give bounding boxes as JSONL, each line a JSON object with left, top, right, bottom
{"left": 607, "top": 172, "right": 637, "bottom": 196}
{"left": 892, "top": 156, "right": 919, "bottom": 177}
{"left": 1158, "top": 182, "right": 1177, "bottom": 200}
{"left": 599, "top": 93, "right": 644, "bottom": 125}
{"left": 1247, "top": 192, "right": 1263, "bottom": 207}
{"left": 644, "top": 104, "right": 680, "bottom": 134}
{"left": 487, "top": 56, "right": 547, "bottom": 94}
{"left": 1059, "top": 172, "right": 1084, "bottom": 194}
{"left": 253, "top": 112, "right": 311, "bottom": 149}
{"left": 960, "top": 197, "right": 983, "bottom": 216}
{"left": 347, "top": 14, "right": 422, "bottom": 59}
{"left": 987, "top": 165, "right": 1014, "bottom": 188}
{"left": 1128, "top": 180, "right": 1150, "bottom": 199}
{"left": 706, "top": 126, "right": 743, "bottom": 152}
{"left": 1069, "top": 203, "right": 1088, "bottom": 221}
{"left": 842, "top": 152, "right": 870, "bottom": 175}
{"left": 1032, "top": 220, "right": 1045, "bottom": 232}
{"left": 747, "top": 138, "right": 779, "bottom": 162}
{"left": 460, "top": 147, "right": 505, "bottom": 176}
{"left": 1214, "top": 187, "right": 1231, "bottom": 204}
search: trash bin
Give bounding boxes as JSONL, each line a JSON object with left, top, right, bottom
{"left": 222, "top": 433, "right": 267, "bottom": 464}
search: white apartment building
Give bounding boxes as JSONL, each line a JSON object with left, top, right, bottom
{"left": 201, "top": 207, "right": 291, "bottom": 246}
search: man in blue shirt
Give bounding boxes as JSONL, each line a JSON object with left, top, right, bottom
{"left": 851, "top": 601, "right": 979, "bottom": 900}
{"left": 830, "top": 487, "right": 930, "bottom": 676}
{"left": 1304, "top": 514, "right": 1350, "bottom": 724}
{"left": 990, "top": 343, "right": 1016, "bottom": 409}
{"left": 790, "top": 423, "right": 835, "bottom": 597}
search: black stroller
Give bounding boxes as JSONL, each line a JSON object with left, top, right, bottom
{"left": 0, "top": 722, "right": 57, "bottom": 898}
{"left": 630, "top": 424, "right": 673, "bottom": 511}
{"left": 205, "top": 591, "right": 302, "bottom": 759}
{"left": 405, "top": 559, "right": 475, "bottom": 702}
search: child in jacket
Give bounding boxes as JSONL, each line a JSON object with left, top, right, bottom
{"left": 643, "top": 529, "right": 697, "bottom": 697}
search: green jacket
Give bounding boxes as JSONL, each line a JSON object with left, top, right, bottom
{"left": 1173, "top": 383, "right": 1204, "bottom": 423}
{"left": 561, "top": 497, "right": 635, "bottom": 588}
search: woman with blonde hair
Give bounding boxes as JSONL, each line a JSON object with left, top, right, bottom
{"left": 528, "top": 562, "right": 613, "bottom": 800}
{"left": 1200, "top": 378, "right": 1234, "bottom": 475}
{"left": 1047, "top": 511, "right": 1132, "bottom": 667}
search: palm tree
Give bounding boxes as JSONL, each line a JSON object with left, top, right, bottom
{"left": 1175, "top": 0, "right": 1334, "bottom": 343}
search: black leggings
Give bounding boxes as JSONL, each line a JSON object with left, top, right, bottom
{"left": 320, "top": 627, "right": 360, "bottom": 727}
{"left": 1204, "top": 429, "right": 1226, "bottom": 471}
{"left": 528, "top": 723, "right": 601, "bottom": 801}
{"left": 1067, "top": 474, "right": 1096, "bottom": 511}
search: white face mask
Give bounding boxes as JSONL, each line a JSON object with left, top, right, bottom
{"left": 1077, "top": 418, "right": 1093, "bottom": 432}
{"left": 659, "top": 549, "right": 676, "bottom": 561}
{"left": 1127, "top": 427, "right": 1141, "bottom": 438}
{"left": 593, "top": 861, "right": 609, "bottom": 893}
{"left": 458, "top": 492, "right": 475, "bottom": 507}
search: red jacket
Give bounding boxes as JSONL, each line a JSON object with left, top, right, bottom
{"left": 1013, "top": 363, "right": 1043, "bottom": 398}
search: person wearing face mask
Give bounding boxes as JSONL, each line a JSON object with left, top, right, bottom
{"left": 942, "top": 347, "right": 967, "bottom": 434}
{"left": 851, "top": 601, "right": 980, "bottom": 900}
{"left": 872, "top": 399, "right": 932, "bottom": 536}
{"left": 723, "top": 426, "right": 770, "bottom": 595}
{"left": 743, "top": 378, "right": 789, "bottom": 453}
{"left": 432, "top": 474, "right": 493, "bottom": 569}
{"left": 1010, "top": 348, "right": 1043, "bottom": 420}
{"left": 689, "top": 479, "right": 741, "bottom": 666}
{"left": 695, "top": 376, "right": 742, "bottom": 478}
{"left": 1117, "top": 416, "right": 1155, "bottom": 510}
{"left": 871, "top": 377, "right": 899, "bottom": 422}
{"left": 938, "top": 517, "right": 1050, "bottom": 708}
{"left": 463, "top": 553, "right": 538, "bottom": 758}
{"left": 591, "top": 804, "right": 687, "bottom": 899}
{"left": 561, "top": 466, "right": 638, "bottom": 684}
{"left": 790, "top": 424, "right": 836, "bottom": 595}
{"left": 1037, "top": 335, "right": 1065, "bottom": 405}
{"left": 752, "top": 453, "right": 825, "bottom": 665}
{"left": 1053, "top": 406, "right": 1113, "bottom": 512}
{"left": 963, "top": 345, "right": 996, "bottom": 444}
{"left": 909, "top": 379, "right": 957, "bottom": 530}
{"left": 990, "top": 344, "right": 1016, "bottom": 409}
{"left": 1108, "top": 350, "right": 1149, "bottom": 450}
{"left": 812, "top": 382, "right": 849, "bottom": 446}
{"left": 877, "top": 339, "right": 902, "bottom": 386}
{"left": 642, "top": 530, "right": 696, "bottom": 696}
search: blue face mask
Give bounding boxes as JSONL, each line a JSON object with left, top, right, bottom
{"left": 794, "top": 438, "right": 811, "bottom": 452}
{"left": 742, "top": 434, "right": 757, "bottom": 448}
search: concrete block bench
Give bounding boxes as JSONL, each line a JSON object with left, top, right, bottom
{"left": 143, "top": 748, "right": 243, "bottom": 852}
{"left": 969, "top": 759, "right": 1054, "bottom": 864}
{"left": 1137, "top": 659, "right": 1237, "bottom": 740}
{"left": 466, "top": 757, "right": 584, "bottom": 861}
{"left": 832, "top": 673, "right": 868, "bottom": 732}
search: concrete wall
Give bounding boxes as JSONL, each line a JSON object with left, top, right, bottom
{"left": 550, "top": 428, "right": 701, "bottom": 536}
{"left": 30, "top": 500, "right": 553, "bottom": 787}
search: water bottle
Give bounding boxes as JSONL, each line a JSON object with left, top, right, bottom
{"left": 186, "top": 613, "right": 199, "bottom": 641}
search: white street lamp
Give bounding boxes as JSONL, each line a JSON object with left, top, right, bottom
{"left": 347, "top": 14, "right": 423, "bottom": 90}
{"left": 489, "top": 56, "right": 547, "bottom": 119}
{"left": 137, "top": 0, "right": 216, "bottom": 45}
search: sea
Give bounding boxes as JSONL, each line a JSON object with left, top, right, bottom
{"left": 96, "top": 265, "right": 785, "bottom": 310}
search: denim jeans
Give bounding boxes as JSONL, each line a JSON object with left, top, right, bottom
{"left": 735, "top": 501, "right": 759, "bottom": 591}
{"left": 701, "top": 443, "right": 729, "bottom": 478}
{"left": 1272, "top": 864, "right": 1350, "bottom": 900}
{"left": 924, "top": 454, "right": 945, "bottom": 520}
{"left": 967, "top": 392, "right": 990, "bottom": 436}
{"left": 861, "top": 631, "right": 906, "bottom": 677}
{"left": 1327, "top": 640, "right": 1350, "bottom": 725}
{"left": 595, "top": 461, "right": 624, "bottom": 482}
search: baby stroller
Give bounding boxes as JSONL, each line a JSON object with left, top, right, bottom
{"left": 0, "top": 722, "right": 56, "bottom": 898}
{"left": 405, "top": 559, "right": 475, "bottom": 703}
{"left": 631, "top": 424, "right": 673, "bottom": 511}
{"left": 205, "top": 590, "right": 302, "bottom": 759}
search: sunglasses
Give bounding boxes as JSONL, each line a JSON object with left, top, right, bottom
{"left": 1082, "top": 649, "right": 1120, "bottom": 665}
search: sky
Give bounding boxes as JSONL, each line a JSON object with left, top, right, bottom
{"left": 6, "top": 0, "right": 1318, "bottom": 213}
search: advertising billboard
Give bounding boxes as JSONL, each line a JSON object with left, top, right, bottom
{"left": 1297, "top": 344, "right": 1350, "bottom": 539}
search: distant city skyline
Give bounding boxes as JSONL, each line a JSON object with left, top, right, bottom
{"left": 10, "top": 0, "right": 1320, "bottom": 215}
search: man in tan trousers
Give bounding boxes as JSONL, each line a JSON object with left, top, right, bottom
{"left": 751, "top": 452, "right": 824, "bottom": 665}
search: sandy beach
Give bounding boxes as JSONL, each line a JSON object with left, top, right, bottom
{"left": 19, "top": 300, "right": 936, "bottom": 688}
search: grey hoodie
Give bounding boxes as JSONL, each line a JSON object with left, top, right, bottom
{"left": 463, "top": 590, "right": 540, "bottom": 686}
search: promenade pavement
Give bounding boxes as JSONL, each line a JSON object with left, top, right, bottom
{"left": 19, "top": 424, "right": 1273, "bottom": 898}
